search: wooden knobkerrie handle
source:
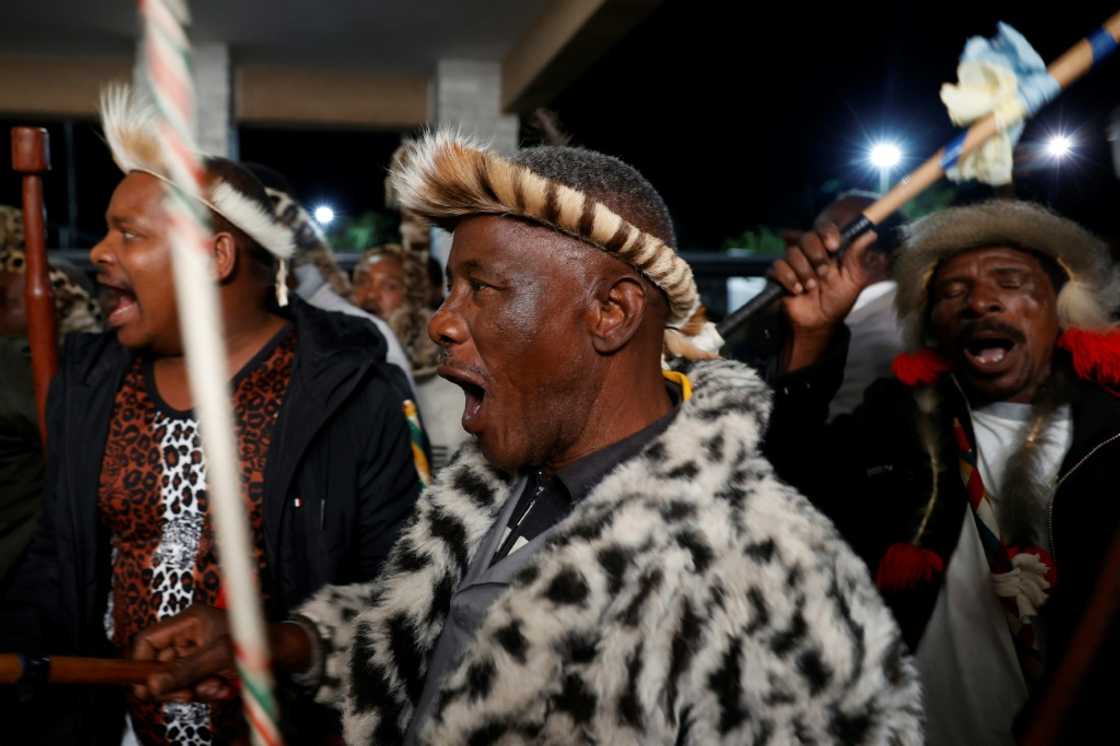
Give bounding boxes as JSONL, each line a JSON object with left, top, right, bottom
{"left": 0, "top": 655, "right": 170, "bottom": 686}
{"left": 11, "top": 126, "right": 58, "bottom": 449}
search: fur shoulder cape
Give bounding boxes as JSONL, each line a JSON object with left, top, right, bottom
{"left": 298, "top": 360, "right": 923, "bottom": 745}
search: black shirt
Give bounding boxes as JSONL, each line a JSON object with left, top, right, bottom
{"left": 491, "top": 386, "right": 680, "bottom": 564}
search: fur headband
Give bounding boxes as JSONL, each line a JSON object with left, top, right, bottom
{"left": 895, "top": 199, "right": 1119, "bottom": 347}
{"left": 263, "top": 186, "right": 352, "bottom": 296}
{"left": 387, "top": 131, "right": 721, "bottom": 361}
{"left": 99, "top": 85, "right": 295, "bottom": 262}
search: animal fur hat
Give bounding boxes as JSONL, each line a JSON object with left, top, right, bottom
{"left": 355, "top": 243, "right": 442, "bottom": 378}
{"left": 387, "top": 130, "right": 722, "bottom": 361}
{"left": 99, "top": 85, "right": 295, "bottom": 264}
{"left": 895, "top": 199, "right": 1119, "bottom": 347}
{"left": 259, "top": 183, "right": 352, "bottom": 297}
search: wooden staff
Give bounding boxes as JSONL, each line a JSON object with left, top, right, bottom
{"left": 1020, "top": 528, "right": 1120, "bottom": 744}
{"left": 718, "top": 10, "right": 1120, "bottom": 339}
{"left": 0, "top": 655, "right": 168, "bottom": 686}
{"left": 11, "top": 126, "right": 58, "bottom": 447}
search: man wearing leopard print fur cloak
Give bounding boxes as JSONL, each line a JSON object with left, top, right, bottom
{"left": 133, "top": 132, "right": 923, "bottom": 745}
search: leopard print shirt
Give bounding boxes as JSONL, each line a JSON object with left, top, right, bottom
{"left": 98, "top": 326, "right": 296, "bottom": 746}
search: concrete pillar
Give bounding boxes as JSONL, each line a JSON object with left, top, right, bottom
{"left": 431, "top": 60, "right": 518, "bottom": 154}
{"left": 193, "top": 43, "right": 237, "bottom": 158}
{"left": 427, "top": 60, "right": 519, "bottom": 266}
{"left": 133, "top": 41, "right": 237, "bottom": 158}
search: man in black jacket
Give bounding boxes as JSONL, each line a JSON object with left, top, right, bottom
{"left": 765, "top": 199, "right": 1120, "bottom": 745}
{"left": 5, "top": 88, "right": 420, "bottom": 745}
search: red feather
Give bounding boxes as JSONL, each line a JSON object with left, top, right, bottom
{"left": 875, "top": 543, "right": 945, "bottom": 592}
{"left": 891, "top": 348, "right": 951, "bottom": 387}
{"left": 1057, "top": 328, "right": 1120, "bottom": 385}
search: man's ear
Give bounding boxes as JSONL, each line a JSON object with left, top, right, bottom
{"left": 588, "top": 274, "right": 647, "bottom": 354}
{"left": 212, "top": 232, "right": 238, "bottom": 283}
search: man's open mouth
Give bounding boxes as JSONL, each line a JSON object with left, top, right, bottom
{"left": 99, "top": 279, "right": 139, "bottom": 327}
{"left": 961, "top": 333, "right": 1017, "bottom": 373}
{"left": 438, "top": 364, "right": 489, "bottom": 432}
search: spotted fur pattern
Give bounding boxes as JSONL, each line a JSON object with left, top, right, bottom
{"left": 1, "top": 241, "right": 103, "bottom": 335}
{"left": 298, "top": 360, "right": 924, "bottom": 744}
{"left": 150, "top": 414, "right": 207, "bottom": 619}
{"left": 0, "top": 204, "right": 25, "bottom": 251}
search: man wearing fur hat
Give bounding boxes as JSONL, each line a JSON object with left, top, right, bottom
{"left": 353, "top": 243, "right": 468, "bottom": 472}
{"left": 765, "top": 200, "right": 1120, "bottom": 744}
{"left": 7, "top": 88, "right": 421, "bottom": 745}
{"left": 131, "top": 133, "right": 922, "bottom": 745}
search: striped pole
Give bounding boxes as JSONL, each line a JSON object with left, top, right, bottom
{"left": 403, "top": 399, "right": 433, "bottom": 489}
{"left": 718, "top": 11, "right": 1120, "bottom": 338}
{"left": 137, "top": 1, "right": 282, "bottom": 744}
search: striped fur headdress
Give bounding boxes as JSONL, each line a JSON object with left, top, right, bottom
{"left": 387, "top": 131, "right": 722, "bottom": 361}
{"left": 99, "top": 84, "right": 295, "bottom": 302}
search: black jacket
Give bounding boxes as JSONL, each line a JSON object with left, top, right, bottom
{"left": 0, "top": 337, "right": 43, "bottom": 586}
{"left": 4, "top": 298, "right": 420, "bottom": 742}
{"left": 763, "top": 328, "right": 1120, "bottom": 742}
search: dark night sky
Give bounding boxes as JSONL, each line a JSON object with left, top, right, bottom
{"left": 547, "top": 1, "right": 1120, "bottom": 247}
{"left": 2, "top": 2, "right": 1119, "bottom": 251}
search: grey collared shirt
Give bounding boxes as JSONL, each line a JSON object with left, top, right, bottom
{"left": 491, "top": 404, "right": 678, "bottom": 564}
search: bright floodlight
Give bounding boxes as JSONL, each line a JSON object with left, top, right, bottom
{"left": 1046, "top": 134, "right": 1074, "bottom": 159}
{"left": 869, "top": 142, "right": 903, "bottom": 170}
{"left": 314, "top": 205, "right": 335, "bottom": 225}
